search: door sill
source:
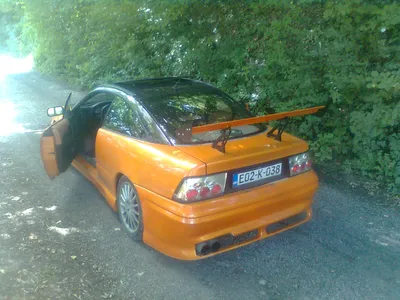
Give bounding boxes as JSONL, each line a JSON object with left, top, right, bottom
{"left": 80, "top": 153, "right": 96, "bottom": 168}
{"left": 71, "top": 155, "right": 117, "bottom": 211}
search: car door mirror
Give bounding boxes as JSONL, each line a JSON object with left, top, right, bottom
{"left": 47, "top": 106, "right": 64, "bottom": 117}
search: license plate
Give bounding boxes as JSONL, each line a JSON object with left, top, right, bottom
{"left": 232, "top": 162, "right": 282, "bottom": 187}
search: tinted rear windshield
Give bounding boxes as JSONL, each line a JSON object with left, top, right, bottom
{"left": 139, "top": 87, "right": 266, "bottom": 144}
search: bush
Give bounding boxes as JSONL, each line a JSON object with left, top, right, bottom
{"left": 0, "top": 1, "right": 26, "bottom": 54}
{"left": 17, "top": 0, "right": 400, "bottom": 192}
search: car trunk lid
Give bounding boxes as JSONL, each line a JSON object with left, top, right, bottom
{"left": 176, "top": 131, "right": 309, "bottom": 175}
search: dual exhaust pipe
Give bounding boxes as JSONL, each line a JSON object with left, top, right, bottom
{"left": 195, "top": 229, "right": 260, "bottom": 256}
{"left": 196, "top": 240, "right": 222, "bottom": 256}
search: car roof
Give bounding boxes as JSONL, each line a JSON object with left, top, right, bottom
{"left": 108, "top": 77, "right": 219, "bottom": 101}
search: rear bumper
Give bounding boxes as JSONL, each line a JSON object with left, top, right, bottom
{"left": 137, "top": 170, "right": 319, "bottom": 260}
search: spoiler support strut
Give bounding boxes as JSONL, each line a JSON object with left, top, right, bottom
{"left": 212, "top": 126, "right": 232, "bottom": 153}
{"left": 266, "top": 117, "right": 290, "bottom": 142}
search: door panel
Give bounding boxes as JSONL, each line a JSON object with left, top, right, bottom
{"left": 40, "top": 132, "right": 59, "bottom": 179}
{"left": 95, "top": 128, "right": 116, "bottom": 192}
{"left": 40, "top": 118, "right": 74, "bottom": 179}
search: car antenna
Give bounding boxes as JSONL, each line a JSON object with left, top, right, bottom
{"left": 173, "top": 77, "right": 183, "bottom": 102}
{"left": 173, "top": 77, "right": 182, "bottom": 92}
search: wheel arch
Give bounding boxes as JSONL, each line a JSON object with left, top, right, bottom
{"left": 115, "top": 172, "right": 124, "bottom": 196}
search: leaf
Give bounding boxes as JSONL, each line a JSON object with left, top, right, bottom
{"left": 371, "top": 71, "right": 379, "bottom": 78}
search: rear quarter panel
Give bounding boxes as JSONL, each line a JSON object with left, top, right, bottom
{"left": 95, "top": 128, "right": 206, "bottom": 199}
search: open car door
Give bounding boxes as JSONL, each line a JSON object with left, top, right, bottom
{"left": 40, "top": 119, "right": 77, "bottom": 179}
{"left": 40, "top": 93, "right": 77, "bottom": 179}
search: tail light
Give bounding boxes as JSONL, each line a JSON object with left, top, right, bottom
{"left": 174, "top": 173, "right": 227, "bottom": 203}
{"left": 289, "top": 152, "right": 312, "bottom": 176}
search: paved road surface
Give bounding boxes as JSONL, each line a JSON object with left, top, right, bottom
{"left": 0, "top": 72, "right": 399, "bottom": 300}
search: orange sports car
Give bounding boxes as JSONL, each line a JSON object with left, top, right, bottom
{"left": 40, "top": 77, "right": 324, "bottom": 260}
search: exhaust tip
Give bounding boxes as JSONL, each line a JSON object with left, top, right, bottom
{"left": 200, "top": 244, "right": 211, "bottom": 255}
{"left": 211, "top": 241, "right": 221, "bottom": 252}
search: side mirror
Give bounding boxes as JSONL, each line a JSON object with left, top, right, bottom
{"left": 47, "top": 106, "right": 64, "bottom": 117}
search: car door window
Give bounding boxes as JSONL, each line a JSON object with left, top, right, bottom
{"left": 84, "top": 92, "right": 115, "bottom": 105}
{"left": 103, "top": 96, "right": 148, "bottom": 139}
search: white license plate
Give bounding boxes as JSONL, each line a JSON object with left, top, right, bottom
{"left": 232, "top": 162, "right": 282, "bottom": 187}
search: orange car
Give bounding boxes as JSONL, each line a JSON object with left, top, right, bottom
{"left": 40, "top": 78, "right": 324, "bottom": 260}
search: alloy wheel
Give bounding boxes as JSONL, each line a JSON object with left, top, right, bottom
{"left": 119, "top": 182, "right": 140, "bottom": 233}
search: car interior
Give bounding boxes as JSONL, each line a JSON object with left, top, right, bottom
{"left": 74, "top": 93, "right": 114, "bottom": 165}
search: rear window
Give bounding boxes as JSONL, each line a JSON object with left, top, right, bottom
{"left": 141, "top": 89, "right": 266, "bottom": 144}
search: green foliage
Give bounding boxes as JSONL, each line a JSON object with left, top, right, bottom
{"left": 10, "top": 0, "right": 400, "bottom": 192}
{"left": 0, "top": 0, "right": 26, "bottom": 54}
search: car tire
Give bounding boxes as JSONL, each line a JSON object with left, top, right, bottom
{"left": 117, "top": 176, "right": 143, "bottom": 241}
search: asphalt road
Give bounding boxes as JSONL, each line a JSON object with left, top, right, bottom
{"left": 0, "top": 72, "right": 399, "bottom": 300}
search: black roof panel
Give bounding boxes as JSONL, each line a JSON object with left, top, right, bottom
{"left": 114, "top": 77, "right": 218, "bottom": 101}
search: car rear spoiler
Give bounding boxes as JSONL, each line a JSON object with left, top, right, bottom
{"left": 175, "top": 105, "right": 325, "bottom": 153}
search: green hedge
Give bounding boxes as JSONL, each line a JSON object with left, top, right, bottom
{"left": 0, "top": 1, "right": 26, "bottom": 54}
{"left": 20, "top": 0, "right": 400, "bottom": 192}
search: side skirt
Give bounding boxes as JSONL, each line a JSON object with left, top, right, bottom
{"left": 72, "top": 155, "right": 117, "bottom": 211}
